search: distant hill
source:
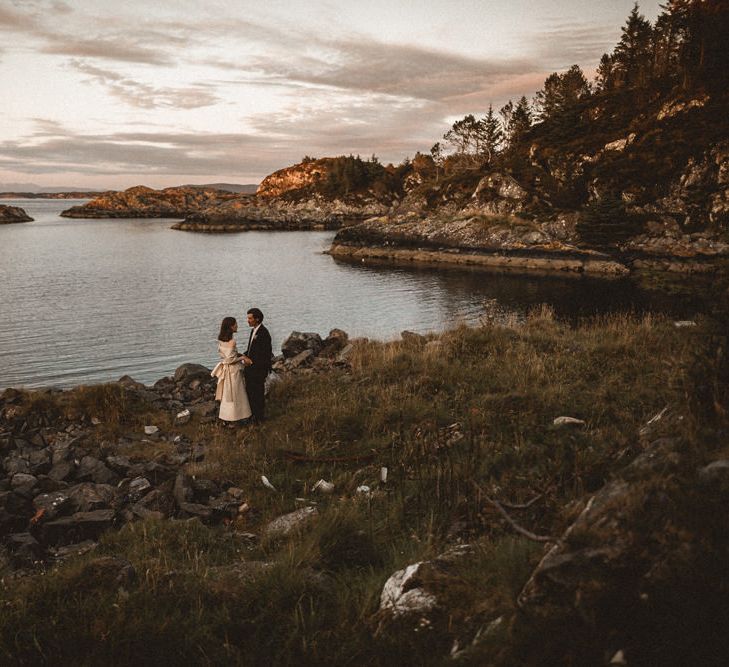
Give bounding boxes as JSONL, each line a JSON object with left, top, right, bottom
{"left": 0, "top": 183, "right": 107, "bottom": 194}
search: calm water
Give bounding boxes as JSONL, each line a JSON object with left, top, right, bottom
{"left": 0, "top": 199, "right": 719, "bottom": 388}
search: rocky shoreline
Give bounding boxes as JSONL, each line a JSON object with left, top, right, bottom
{"left": 330, "top": 209, "right": 729, "bottom": 275}
{"left": 0, "top": 204, "right": 33, "bottom": 224}
{"left": 0, "top": 329, "right": 352, "bottom": 571}
{"left": 171, "top": 194, "right": 388, "bottom": 232}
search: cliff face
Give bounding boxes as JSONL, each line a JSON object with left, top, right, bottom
{"left": 60, "top": 186, "right": 238, "bottom": 219}
{"left": 0, "top": 205, "right": 33, "bottom": 223}
{"left": 256, "top": 159, "right": 335, "bottom": 198}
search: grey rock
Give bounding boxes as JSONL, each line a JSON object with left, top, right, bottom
{"left": 380, "top": 562, "right": 438, "bottom": 617}
{"left": 189, "top": 401, "right": 216, "bottom": 417}
{"left": 105, "top": 455, "right": 143, "bottom": 477}
{"left": 281, "top": 331, "right": 323, "bottom": 358}
{"left": 264, "top": 506, "right": 318, "bottom": 539}
{"left": 5, "top": 532, "right": 43, "bottom": 564}
{"left": 27, "top": 448, "right": 51, "bottom": 475}
{"left": 4, "top": 453, "right": 31, "bottom": 476}
{"left": 173, "top": 473, "right": 194, "bottom": 506}
{"left": 66, "top": 482, "right": 116, "bottom": 512}
{"left": 173, "top": 363, "right": 211, "bottom": 384}
{"left": 128, "top": 477, "right": 152, "bottom": 500}
{"left": 77, "top": 456, "right": 118, "bottom": 485}
{"left": 553, "top": 416, "right": 586, "bottom": 428}
{"left": 33, "top": 490, "right": 72, "bottom": 520}
{"left": 401, "top": 330, "right": 426, "bottom": 344}
{"left": 41, "top": 509, "right": 116, "bottom": 545}
{"left": 178, "top": 501, "right": 212, "bottom": 520}
{"left": 50, "top": 539, "right": 98, "bottom": 561}
{"left": 117, "top": 375, "right": 146, "bottom": 390}
{"left": 288, "top": 348, "right": 315, "bottom": 368}
{"left": 48, "top": 461, "right": 74, "bottom": 482}
{"left": 11, "top": 473, "right": 38, "bottom": 497}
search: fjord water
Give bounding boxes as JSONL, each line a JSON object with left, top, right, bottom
{"left": 0, "top": 199, "right": 715, "bottom": 388}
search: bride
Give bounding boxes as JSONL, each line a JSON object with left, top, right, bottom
{"left": 211, "top": 316, "right": 252, "bottom": 426}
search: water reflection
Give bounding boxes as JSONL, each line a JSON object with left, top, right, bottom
{"left": 0, "top": 199, "right": 722, "bottom": 388}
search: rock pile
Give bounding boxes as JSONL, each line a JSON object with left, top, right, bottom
{"left": 0, "top": 330, "right": 355, "bottom": 571}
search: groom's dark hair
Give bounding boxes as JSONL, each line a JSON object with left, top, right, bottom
{"left": 247, "top": 307, "right": 264, "bottom": 323}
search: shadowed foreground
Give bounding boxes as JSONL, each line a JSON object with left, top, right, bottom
{"left": 1, "top": 309, "right": 728, "bottom": 665}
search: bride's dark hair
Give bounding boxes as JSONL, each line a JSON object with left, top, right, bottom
{"left": 218, "top": 317, "right": 236, "bottom": 342}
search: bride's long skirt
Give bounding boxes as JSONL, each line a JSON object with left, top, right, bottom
{"left": 212, "top": 363, "right": 252, "bottom": 422}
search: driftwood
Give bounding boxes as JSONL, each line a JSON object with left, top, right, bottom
{"left": 472, "top": 481, "right": 556, "bottom": 543}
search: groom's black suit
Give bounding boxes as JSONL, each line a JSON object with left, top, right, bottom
{"left": 244, "top": 324, "right": 272, "bottom": 422}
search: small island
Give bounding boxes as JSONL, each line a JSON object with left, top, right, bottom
{"left": 60, "top": 185, "right": 239, "bottom": 219}
{"left": 0, "top": 204, "right": 33, "bottom": 224}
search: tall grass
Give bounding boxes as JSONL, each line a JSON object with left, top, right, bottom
{"left": 0, "top": 312, "right": 706, "bottom": 664}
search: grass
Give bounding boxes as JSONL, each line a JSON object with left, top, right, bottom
{"left": 1, "top": 310, "right": 719, "bottom": 665}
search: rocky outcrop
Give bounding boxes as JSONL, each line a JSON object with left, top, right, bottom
{"left": 0, "top": 205, "right": 33, "bottom": 223}
{"left": 60, "top": 186, "right": 238, "bottom": 219}
{"left": 172, "top": 195, "right": 387, "bottom": 232}
{"left": 256, "top": 158, "right": 336, "bottom": 198}
{"left": 511, "top": 437, "right": 729, "bottom": 665}
{"left": 330, "top": 212, "right": 631, "bottom": 275}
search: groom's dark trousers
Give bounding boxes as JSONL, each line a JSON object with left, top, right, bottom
{"left": 244, "top": 324, "right": 272, "bottom": 422}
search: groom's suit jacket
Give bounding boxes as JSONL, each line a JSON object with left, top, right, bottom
{"left": 244, "top": 324, "right": 272, "bottom": 381}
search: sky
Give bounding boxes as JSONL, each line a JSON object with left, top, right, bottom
{"left": 0, "top": 0, "right": 663, "bottom": 189}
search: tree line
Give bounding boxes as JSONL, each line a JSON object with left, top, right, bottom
{"left": 430, "top": 0, "right": 727, "bottom": 172}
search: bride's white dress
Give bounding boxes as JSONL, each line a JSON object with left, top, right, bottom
{"left": 211, "top": 338, "right": 252, "bottom": 422}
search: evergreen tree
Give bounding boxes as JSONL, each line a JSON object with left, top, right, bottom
{"left": 612, "top": 3, "right": 654, "bottom": 87}
{"left": 481, "top": 104, "right": 503, "bottom": 161}
{"left": 535, "top": 65, "right": 591, "bottom": 119}
{"left": 595, "top": 53, "right": 616, "bottom": 92}
{"left": 500, "top": 96, "right": 532, "bottom": 149}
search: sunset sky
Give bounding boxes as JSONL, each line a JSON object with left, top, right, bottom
{"left": 0, "top": 0, "right": 663, "bottom": 189}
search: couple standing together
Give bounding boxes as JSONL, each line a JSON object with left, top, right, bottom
{"left": 212, "top": 308, "right": 272, "bottom": 427}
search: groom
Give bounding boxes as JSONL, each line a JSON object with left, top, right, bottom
{"left": 241, "top": 307, "right": 272, "bottom": 423}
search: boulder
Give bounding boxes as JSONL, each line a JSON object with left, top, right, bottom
{"left": 66, "top": 482, "right": 116, "bottom": 513}
{"left": 287, "top": 349, "right": 315, "bottom": 369}
{"left": 33, "top": 490, "right": 72, "bottom": 520}
{"left": 11, "top": 473, "right": 38, "bottom": 497}
{"left": 173, "top": 363, "right": 212, "bottom": 384}
{"left": 380, "top": 562, "right": 438, "bottom": 617}
{"left": 264, "top": 506, "right": 318, "bottom": 539}
{"left": 281, "top": 332, "right": 323, "bottom": 358}
{"left": 401, "top": 330, "right": 426, "bottom": 345}
{"left": 5, "top": 532, "right": 43, "bottom": 565}
{"left": 472, "top": 173, "right": 528, "bottom": 202}
{"left": 40, "top": 509, "right": 116, "bottom": 545}
{"left": 77, "top": 456, "right": 118, "bottom": 485}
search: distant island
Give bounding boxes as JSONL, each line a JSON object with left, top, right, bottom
{"left": 0, "top": 204, "right": 33, "bottom": 223}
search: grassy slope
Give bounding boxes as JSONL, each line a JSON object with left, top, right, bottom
{"left": 0, "top": 311, "right": 712, "bottom": 665}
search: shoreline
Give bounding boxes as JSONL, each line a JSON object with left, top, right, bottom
{"left": 329, "top": 241, "right": 729, "bottom": 276}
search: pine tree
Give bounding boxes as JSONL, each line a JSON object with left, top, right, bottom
{"left": 595, "top": 53, "right": 616, "bottom": 92}
{"left": 535, "top": 65, "right": 591, "bottom": 119}
{"left": 612, "top": 3, "right": 654, "bottom": 88}
{"left": 500, "top": 96, "right": 532, "bottom": 149}
{"left": 481, "top": 104, "right": 503, "bottom": 162}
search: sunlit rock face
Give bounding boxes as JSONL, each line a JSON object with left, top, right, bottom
{"left": 60, "top": 186, "right": 237, "bottom": 219}
{"left": 256, "top": 159, "right": 335, "bottom": 198}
